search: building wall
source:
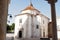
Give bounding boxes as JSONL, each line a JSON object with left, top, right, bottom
{"left": 14, "top": 14, "right": 28, "bottom": 38}
{"left": 27, "top": 15, "right": 32, "bottom": 38}
{"left": 40, "top": 15, "right": 49, "bottom": 38}
{"left": 34, "top": 15, "right": 41, "bottom": 38}
{"left": 57, "top": 18, "right": 60, "bottom": 39}
{"left": 21, "top": 10, "right": 32, "bottom": 14}
{"left": 14, "top": 9, "right": 49, "bottom": 38}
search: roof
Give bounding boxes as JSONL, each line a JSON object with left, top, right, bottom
{"left": 15, "top": 13, "right": 50, "bottom": 20}
{"left": 15, "top": 3, "right": 49, "bottom": 19}
{"left": 22, "top": 3, "right": 40, "bottom": 12}
{"left": 24, "top": 3, "right": 35, "bottom": 10}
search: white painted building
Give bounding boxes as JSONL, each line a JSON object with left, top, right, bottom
{"left": 57, "top": 17, "right": 60, "bottom": 39}
{"left": 14, "top": 4, "right": 49, "bottom": 38}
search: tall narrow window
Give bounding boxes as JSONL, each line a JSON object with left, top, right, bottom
{"left": 43, "top": 28, "right": 45, "bottom": 37}
{"left": 43, "top": 20, "right": 44, "bottom": 24}
{"left": 36, "top": 25, "right": 39, "bottom": 29}
{"left": 19, "top": 19, "right": 22, "bottom": 23}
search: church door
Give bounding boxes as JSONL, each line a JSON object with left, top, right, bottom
{"left": 19, "top": 31, "right": 22, "bottom": 38}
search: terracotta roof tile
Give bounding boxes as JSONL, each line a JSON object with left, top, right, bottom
{"left": 22, "top": 3, "right": 40, "bottom": 12}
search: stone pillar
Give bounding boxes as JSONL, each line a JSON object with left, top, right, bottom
{"left": 46, "top": 0, "right": 58, "bottom": 40}
{"left": 51, "top": 3, "right": 57, "bottom": 40}
{"left": 0, "top": 0, "right": 9, "bottom": 40}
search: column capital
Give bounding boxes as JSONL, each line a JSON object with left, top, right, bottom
{"left": 45, "top": 0, "right": 57, "bottom": 4}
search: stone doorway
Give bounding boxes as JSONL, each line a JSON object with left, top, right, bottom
{"left": 19, "top": 31, "right": 22, "bottom": 38}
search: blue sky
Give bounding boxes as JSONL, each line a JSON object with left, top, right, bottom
{"left": 8, "top": 0, "right": 60, "bottom": 24}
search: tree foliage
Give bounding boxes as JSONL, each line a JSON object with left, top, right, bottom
{"left": 7, "top": 23, "right": 15, "bottom": 33}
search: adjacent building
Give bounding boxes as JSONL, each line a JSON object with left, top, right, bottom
{"left": 57, "top": 17, "right": 60, "bottom": 39}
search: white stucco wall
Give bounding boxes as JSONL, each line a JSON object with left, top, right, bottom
{"left": 14, "top": 14, "right": 28, "bottom": 38}
{"left": 40, "top": 15, "right": 49, "bottom": 38}
{"left": 26, "top": 15, "right": 32, "bottom": 38}
{"left": 14, "top": 9, "right": 49, "bottom": 38}
{"left": 57, "top": 17, "right": 60, "bottom": 39}
{"left": 21, "top": 10, "right": 32, "bottom": 14}
{"left": 57, "top": 31, "right": 60, "bottom": 39}
{"left": 34, "top": 15, "right": 41, "bottom": 38}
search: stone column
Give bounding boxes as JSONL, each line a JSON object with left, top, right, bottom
{"left": 46, "top": 0, "right": 58, "bottom": 40}
{"left": 51, "top": 3, "right": 57, "bottom": 40}
{"left": 0, "top": 0, "right": 9, "bottom": 40}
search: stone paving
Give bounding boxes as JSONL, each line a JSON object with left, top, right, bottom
{"left": 6, "top": 33, "right": 60, "bottom": 40}
{"left": 6, "top": 33, "right": 14, "bottom": 40}
{"left": 6, "top": 33, "right": 40, "bottom": 40}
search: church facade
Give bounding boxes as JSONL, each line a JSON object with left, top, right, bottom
{"left": 14, "top": 4, "right": 49, "bottom": 38}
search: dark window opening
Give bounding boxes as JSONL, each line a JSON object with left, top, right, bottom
{"left": 43, "top": 20, "right": 44, "bottom": 24}
{"left": 19, "top": 31, "right": 22, "bottom": 38}
{"left": 43, "top": 32, "right": 45, "bottom": 37}
{"left": 19, "top": 19, "right": 22, "bottom": 23}
{"left": 36, "top": 25, "right": 39, "bottom": 29}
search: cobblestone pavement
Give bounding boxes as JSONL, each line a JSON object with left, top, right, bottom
{"left": 6, "top": 33, "right": 14, "bottom": 40}
{"left": 6, "top": 33, "right": 60, "bottom": 40}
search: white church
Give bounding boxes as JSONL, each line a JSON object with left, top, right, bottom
{"left": 14, "top": 3, "right": 49, "bottom": 39}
